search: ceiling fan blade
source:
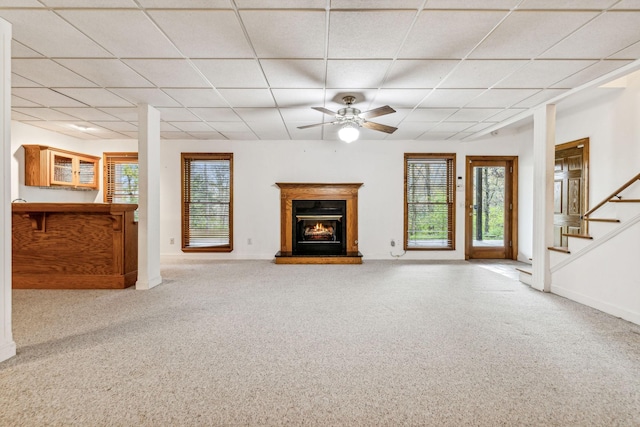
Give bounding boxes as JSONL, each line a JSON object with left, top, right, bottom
{"left": 359, "top": 105, "right": 396, "bottom": 120}
{"left": 362, "top": 121, "right": 398, "bottom": 134}
{"left": 297, "top": 121, "right": 335, "bottom": 129}
{"left": 312, "top": 107, "right": 338, "bottom": 116}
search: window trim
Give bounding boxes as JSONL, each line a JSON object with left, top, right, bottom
{"left": 404, "top": 153, "right": 456, "bottom": 251}
{"left": 103, "top": 152, "right": 139, "bottom": 204}
{"left": 181, "top": 152, "right": 233, "bottom": 253}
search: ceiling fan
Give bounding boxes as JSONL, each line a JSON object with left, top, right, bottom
{"left": 298, "top": 96, "right": 398, "bottom": 142}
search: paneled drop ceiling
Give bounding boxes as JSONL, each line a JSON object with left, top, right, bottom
{"left": 2, "top": 0, "right": 640, "bottom": 141}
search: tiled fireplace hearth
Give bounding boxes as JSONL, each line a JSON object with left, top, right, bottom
{"left": 274, "top": 183, "right": 363, "bottom": 264}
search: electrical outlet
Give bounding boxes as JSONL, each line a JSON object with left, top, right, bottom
{"left": 390, "top": 239, "right": 396, "bottom": 247}
{"left": 169, "top": 238, "right": 175, "bottom": 245}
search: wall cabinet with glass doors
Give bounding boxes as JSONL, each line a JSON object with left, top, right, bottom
{"left": 23, "top": 145, "right": 100, "bottom": 190}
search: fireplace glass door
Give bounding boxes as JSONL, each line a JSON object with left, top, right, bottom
{"left": 292, "top": 200, "right": 346, "bottom": 255}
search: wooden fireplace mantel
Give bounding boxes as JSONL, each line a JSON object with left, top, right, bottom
{"left": 275, "top": 183, "right": 363, "bottom": 264}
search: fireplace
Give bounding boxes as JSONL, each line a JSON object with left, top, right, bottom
{"left": 275, "top": 183, "right": 363, "bottom": 264}
{"left": 292, "top": 200, "right": 346, "bottom": 256}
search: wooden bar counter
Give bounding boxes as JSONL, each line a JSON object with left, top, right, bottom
{"left": 12, "top": 203, "right": 138, "bottom": 289}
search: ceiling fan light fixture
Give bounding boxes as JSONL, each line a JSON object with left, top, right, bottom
{"left": 338, "top": 122, "right": 359, "bottom": 143}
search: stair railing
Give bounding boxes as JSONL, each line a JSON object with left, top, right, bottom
{"left": 582, "top": 172, "right": 640, "bottom": 219}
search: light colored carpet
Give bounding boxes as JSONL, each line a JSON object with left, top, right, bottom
{"left": 1, "top": 260, "right": 639, "bottom": 426}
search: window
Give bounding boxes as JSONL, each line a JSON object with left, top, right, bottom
{"left": 103, "top": 152, "right": 139, "bottom": 219}
{"left": 181, "top": 153, "right": 233, "bottom": 252}
{"left": 404, "top": 153, "right": 456, "bottom": 250}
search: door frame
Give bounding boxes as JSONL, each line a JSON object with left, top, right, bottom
{"left": 555, "top": 138, "right": 590, "bottom": 241}
{"left": 465, "top": 156, "right": 518, "bottom": 260}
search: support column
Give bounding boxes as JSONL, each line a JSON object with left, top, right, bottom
{"left": 136, "top": 104, "right": 162, "bottom": 290}
{"left": 532, "top": 104, "right": 556, "bottom": 292}
{"left": 0, "top": 18, "right": 16, "bottom": 362}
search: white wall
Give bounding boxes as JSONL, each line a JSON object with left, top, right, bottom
{"left": 10, "top": 121, "right": 532, "bottom": 261}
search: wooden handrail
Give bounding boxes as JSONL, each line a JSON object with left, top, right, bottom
{"left": 583, "top": 172, "right": 640, "bottom": 218}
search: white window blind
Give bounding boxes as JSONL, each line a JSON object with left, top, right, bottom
{"left": 182, "top": 153, "right": 233, "bottom": 252}
{"left": 405, "top": 154, "right": 455, "bottom": 250}
{"left": 103, "top": 153, "right": 139, "bottom": 215}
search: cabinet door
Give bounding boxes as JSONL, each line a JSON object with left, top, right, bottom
{"left": 75, "top": 155, "right": 99, "bottom": 189}
{"left": 49, "top": 151, "right": 75, "bottom": 186}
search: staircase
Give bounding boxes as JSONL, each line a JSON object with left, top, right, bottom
{"left": 521, "top": 173, "right": 640, "bottom": 324}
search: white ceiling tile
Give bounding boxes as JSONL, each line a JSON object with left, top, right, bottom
{"left": 272, "top": 89, "right": 325, "bottom": 108}
{"left": 189, "top": 108, "right": 242, "bottom": 122}
{"left": 123, "top": 59, "right": 209, "bottom": 88}
{"left": 404, "top": 108, "right": 457, "bottom": 122}
{"left": 119, "top": 132, "right": 138, "bottom": 139}
{"left": 13, "top": 88, "right": 85, "bottom": 107}
{"left": 161, "top": 131, "right": 196, "bottom": 140}
{"left": 465, "top": 88, "right": 541, "bottom": 108}
{"left": 169, "top": 121, "right": 215, "bottom": 132}
{"left": 496, "top": 60, "right": 596, "bottom": 88}
{"left": 447, "top": 109, "right": 505, "bottom": 122}
{"left": 425, "top": 0, "right": 520, "bottom": 8}
{"left": 217, "top": 131, "right": 258, "bottom": 140}
{"left": 0, "top": 0, "right": 43, "bottom": 6}
{"left": 12, "top": 111, "right": 39, "bottom": 121}
{"left": 240, "top": 11, "right": 326, "bottom": 58}
{"left": 331, "top": 0, "right": 423, "bottom": 8}
{"left": 207, "top": 122, "right": 252, "bottom": 132}
{"left": 90, "top": 121, "right": 137, "bottom": 132}
{"left": 383, "top": 60, "right": 459, "bottom": 89}
{"left": 416, "top": 131, "right": 458, "bottom": 140}
{"left": 324, "top": 89, "right": 380, "bottom": 110}
{"left": 138, "top": 0, "right": 231, "bottom": 7}
{"left": 513, "top": 89, "right": 568, "bottom": 108}
{"left": 97, "top": 108, "right": 138, "bottom": 121}
{"left": 441, "top": 60, "right": 528, "bottom": 89}
{"left": 54, "top": 88, "right": 134, "bottom": 107}
{"left": 419, "top": 89, "right": 485, "bottom": 108}
{"left": 463, "top": 122, "right": 497, "bottom": 133}
{"left": 85, "top": 129, "right": 131, "bottom": 139}
{"left": 160, "top": 89, "right": 228, "bottom": 108}
{"left": 13, "top": 95, "right": 43, "bottom": 107}
{"left": 486, "top": 108, "right": 527, "bottom": 122}
{"left": 54, "top": 107, "right": 120, "bottom": 121}
{"left": 41, "top": 0, "right": 138, "bottom": 6}
{"left": 12, "top": 73, "right": 41, "bottom": 88}
{"left": 192, "top": 59, "right": 267, "bottom": 88}
{"left": 0, "top": 10, "right": 111, "bottom": 57}
{"left": 260, "top": 60, "right": 325, "bottom": 88}
{"left": 471, "top": 11, "right": 599, "bottom": 59}
{"left": 12, "top": 59, "right": 96, "bottom": 88}
{"left": 236, "top": 0, "right": 324, "bottom": 7}
{"left": 57, "top": 10, "right": 181, "bottom": 58}
{"left": 55, "top": 59, "right": 154, "bottom": 88}
{"left": 541, "top": 12, "right": 640, "bottom": 59}
{"left": 217, "top": 89, "right": 276, "bottom": 107}
{"left": 399, "top": 11, "right": 508, "bottom": 59}
{"left": 156, "top": 107, "right": 201, "bottom": 121}
{"left": 326, "top": 60, "right": 391, "bottom": 88}
{"left": 431, "top": 122, "right": 475, "bottom": 132}
{"left": 148, "top": 10, "right": 253, "bottom": 58}
{"left": 610, "top": 41, "right": 640, "bottom": 59}
{"left": 328, "top": 11, "right": 416, "bottom": 58}
{"left": 12, "top": 41, "right": 42, "bottom": 58}
{"left": 612, "top": 0, "right": 640, "bottom": 8}
{"left": 372, "top": 89, "right": 432, "bottom": 108}
{"left": 186, "top": 131, "right": 227, "bottom": 140}
{"left": 287, "top": 124, "right": 324, "bottom": 140}
{"left": 519, "top": 0, "right": 617, "bottom": 9}
{"left": 551, "top": 60, "right": 634, "bottom": 88}
{"left": 109, "top": 88, "right": 182, "bottom": 107}
{"left": 12, "top": 108, "right": 81, "bottom": 121}
{"left": 235, "top": 108, "right": 282, "bottom": 122}
{"left": 280, "top": 108, "right": 326, "bottom": 122}
{"left": 246, "top": 120, "right": 287, "bottom": 134}
{"left": 159, "top": 122, "right": 179, "bottom": 132}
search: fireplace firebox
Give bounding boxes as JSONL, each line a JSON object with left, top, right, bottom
{"left": 292, "top": 200, "right": 346, "bottom": 256}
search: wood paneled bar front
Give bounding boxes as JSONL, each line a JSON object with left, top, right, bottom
{"left": 12, "top": 203, "right": 138, "bottom": 289}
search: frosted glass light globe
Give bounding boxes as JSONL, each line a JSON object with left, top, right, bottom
{"left": 338, "top": 124, "right": 359, "bottom": 143}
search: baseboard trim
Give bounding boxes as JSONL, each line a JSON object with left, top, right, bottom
{"left": 0, "top": 340, "right": 16, "bottom": 363}
{"left": 552, "top": 285, "right": 640, "bottom": 326}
